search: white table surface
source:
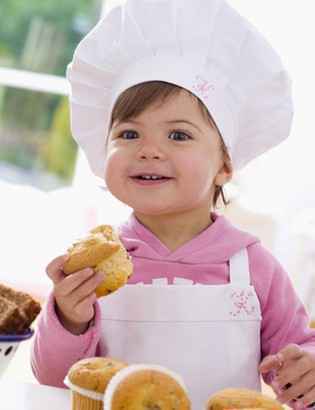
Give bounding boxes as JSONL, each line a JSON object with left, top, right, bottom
{"left": 0, "top": 380, "right": 70, "bottom": 410}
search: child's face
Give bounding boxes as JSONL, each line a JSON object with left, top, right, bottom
{"left": 104, "top": 89, "right": 232, "bottom": 216}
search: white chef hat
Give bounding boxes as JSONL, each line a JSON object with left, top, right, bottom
{"left": 67, "top": 0, "right": 294, "bottom": 178}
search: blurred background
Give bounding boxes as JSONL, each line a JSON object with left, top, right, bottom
{"left": 0, "top": 0, "right": 314, "bottom": 313}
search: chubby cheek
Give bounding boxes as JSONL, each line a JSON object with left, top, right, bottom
{"left": 104, "top": 151, "right": 125, "bottom": 193}
{"left": 183, "top": 155, "right": 217, "bottom": 191}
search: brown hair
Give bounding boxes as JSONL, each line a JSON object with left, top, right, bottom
{"left": 109, "top": 81, "right": 230, "bottom": 209}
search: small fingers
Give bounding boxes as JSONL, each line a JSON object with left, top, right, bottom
{"left": 275, "top": 355, "right": 313, "bottom": 389}
{"left": 46, "top": 254, "right": 69, "bottom": 284}
{"left": 259, "top": 354, "right": 283, "bottom": 374}
{"left": 75, "top": 292, "right": 97, "bottom": 312}
{"left": 260, "top": 345, "right": 304, "bottom": 375}
{"left": 278, "top": 344, "right": 304, "bottom": 364}
{"left": 301, "top": 385, "right": 315, "bottom": 409}
{"left": 68, "top": 272, "right": 103, "bottom": 302}
{"left": 277, "top": 370, "right": 315, "bottom": 406}
{"left": 54, "top": 268, "right": 96, "bottom": 297}
{"left": 71, "top": 292, "right": 97, "bottom": 322}
{"left": 53, "top": 269, "right": 102, "bottom": 327}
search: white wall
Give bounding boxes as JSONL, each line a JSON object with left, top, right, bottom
{"left": 229, "top": 0, "right": 315, "bottom": 214}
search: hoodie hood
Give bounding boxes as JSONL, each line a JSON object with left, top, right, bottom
{"left": 117, "top": 211, "right": 260, "bottom": 285}
{"left": 118, "top": 211, "right": 260, "bottom": 264}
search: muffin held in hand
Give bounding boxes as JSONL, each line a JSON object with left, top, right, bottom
{"left": 63, "top": 225, "right": 133, "bottom": 297}
{"left": 206, "top": 388, "right": 283, "bottom": 410}
{"left": 64, "top": 357, "right": 128, "bottom": 410}
{"left": 103, "top": 364, "right": 192, "bottom": 410}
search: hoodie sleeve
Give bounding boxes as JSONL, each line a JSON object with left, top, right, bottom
{"left": 30, "top": 292, "right": 102, "bottom": 388}
{"left": 248, "top": 243, "right": 315, "bottom": 385}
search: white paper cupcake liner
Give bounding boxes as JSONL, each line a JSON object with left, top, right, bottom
{"left": 64, "top": 376, "right": 104, "bottom": 401}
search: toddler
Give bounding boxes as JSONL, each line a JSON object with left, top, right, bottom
{"left": 31, "top": 1, "right": 315, "bottom": 408}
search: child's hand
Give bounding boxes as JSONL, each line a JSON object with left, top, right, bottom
{"left": 259, "top": 344, "right": 315, "bottom": 408}
{"left": 46, "top": 255, "right": 104, "bottom": 335}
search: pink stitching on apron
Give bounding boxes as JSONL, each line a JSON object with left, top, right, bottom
{"left": 229, "top": 289, "right": 257, "bottom": 317}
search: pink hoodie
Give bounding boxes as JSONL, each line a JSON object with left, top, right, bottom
{"left": 31, "top": 212, "right": 315, "bottom": 388}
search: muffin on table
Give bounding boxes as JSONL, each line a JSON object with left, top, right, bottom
{"left": 206, "top": 388, "right": 283, "bottom": 410}
{"left": 103, "top": 364, "right": 191, "bottom": 410}
{"left": 64, "top": 357, "right": 127, "bottom": 410}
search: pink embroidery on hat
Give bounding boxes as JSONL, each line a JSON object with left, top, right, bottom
{"left": 229, "top": 289, "right": 257, "bottom": 318}
{"left": 192, "top": 75, "right": 215, "bottom": 100}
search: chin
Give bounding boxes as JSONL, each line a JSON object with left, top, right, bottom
{"left": 129, "top": 203, "right": 174, "bottom": 215}
{"left": 133, "top": 207, "right": 171, "bottom": 216}
{"left": 113, "top": 194, "right": 169, "bottom": 214}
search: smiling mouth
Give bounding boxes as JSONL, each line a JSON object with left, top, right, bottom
{"left": 131, "top": 176, "right": 172, "bottom": 181}
{"left": 130, "top": 176, "right": 173, "bottom": 185}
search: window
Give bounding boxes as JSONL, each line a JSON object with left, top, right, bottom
{"left": 0, "top": 0, "right": 101, "bottom": 191}
{"left": 0, "top": 1, "right": 101, "bottom": 76}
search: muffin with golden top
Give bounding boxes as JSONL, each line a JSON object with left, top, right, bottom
{"left": 206, "top": 388, "right": 283, "bottom": 410}
{"left": 103, "top": 364, "right": 191, "bottom": 410}
{"left": 64, "top": 357, "right": 127, "bottom": 410}
{"left": 63, "top": 224, "right": 133, "bottom": 297}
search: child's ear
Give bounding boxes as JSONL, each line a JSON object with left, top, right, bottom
{"left": 214, "top": 156, "right": 233, "bottom": 186}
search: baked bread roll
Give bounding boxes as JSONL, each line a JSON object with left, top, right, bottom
{"left": 206, "top": 388, "right": 283, "bottom": 410}
{"left": 65, "top": 357, "right": 127, "bottom": 410}
{"left": 63, "top": 225, "right": 133, "bottom": 298}
{"left": 103, "top": 364, "right": 191, "bottom": 410}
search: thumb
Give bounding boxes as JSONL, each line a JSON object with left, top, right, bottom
{"left": 259, "top": 353, "right": 283, "bottom": 374}
{"left": 46, "top": 254, "right": 69, "bottom": 284}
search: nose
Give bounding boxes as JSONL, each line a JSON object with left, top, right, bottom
{"left": 136, "top": 139, "right": 166, "bottom": 160}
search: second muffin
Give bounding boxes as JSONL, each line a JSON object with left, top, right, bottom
{"left": 64, "top": 357, "right": 128, "bottom": 410}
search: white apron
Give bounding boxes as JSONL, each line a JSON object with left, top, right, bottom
{"left": 99, "top": 248, "right": 262, "bottom": 409}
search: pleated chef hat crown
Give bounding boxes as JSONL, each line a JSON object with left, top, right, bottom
{"left": 67, "top": 0, "right": 294, "bottom": 178}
